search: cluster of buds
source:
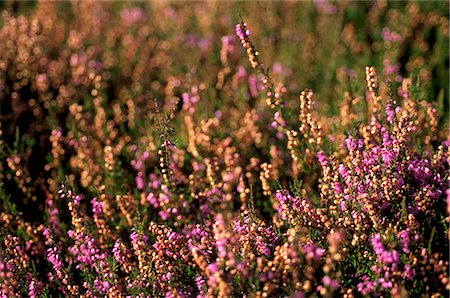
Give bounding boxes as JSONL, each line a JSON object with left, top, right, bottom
{"left": 233, "top": 211, "right": 279, "bottom": 258}
{"left": 158, "top": 143, "right": 174, "bottom": 187}
{"left": 6, "top": 154, "right": 32, "bottom": 198}
{"left": 235, "top": 22, "right": 260, "bottom": 69}
{"left": 125, "top": 98, "right": 136, "bottom": 129}
{"left": 365, "top": 66, "right": 382, "bottom": 115}
{"left": 235, "top": 21, "right": 279, "bottom": 109}
{"left": 104, "top": 144, "right": 114, "bottom": 171}
{"left": 205, "top": 158, "right": 218, "bottom": 188}
{"left": 299, "top": 89, "right": 323, "bottom": 146}
{"left": 216, "top": 35, "right": 237, "bottom": 89}
{"left": 263, "top": 76, "right": 278, "bottom": 109}
{"left": 116, "top": 194, "right": 136, "bottom": 227}
{"left": 184, "top": 114, "right": 200, "bottom": 158}
{"left": 2, "top": 235, "right": 30, "bottom": 294}
{"left": 271, "top": 84, "right": 286, "bottom": 109}
{"left": 259, "top": 162, "right": 272, "bottom": 196}
{"left": 66, "top": 194, "right": 86, "bottom": 237}
{"left": 340, "top": 91, "right": 359, "bottom": 126}
{"left": 49, "top": 129, "right": 64, "bottom": 169}
{"left": 237, "top": 176, "right": 250, "bottom": 209}
{"left": 129, "top": 228, "right": 152, "bottom": 284}
{"left": 285, "top": 130, "right": 300, "bottom": 177}
{"left": 112, "top": 239, "right": 134, "bottom": 274}
{"left": 365, "top": 66, "right": 378, "bottom": 94}
{"left": 234, "top": 110, "right": 263, "bottom": 148}
{"left": 91, "top": 197, "right": 115, "bottom": 245}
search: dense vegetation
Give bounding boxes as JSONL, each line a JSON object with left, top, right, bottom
{"left": 1, "top": 1, "right": 449, "bottom": 297}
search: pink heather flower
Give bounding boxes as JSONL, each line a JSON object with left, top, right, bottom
{"left": 195, "top": 275, "right": 206, "bottom": 293}
{"left": 304, "top": 244, "right": 324, "bottom": 261}
{"left": 221, "top": 35, "right": 237, "bottom": 55}
{"left": 235, "top": 23, "right": 250, "bottom": 41}
{"left": 382, "top": 27, "right": 402, "bottom": 43}
{"left": 47, "top": 247, "right": 64, "bottom": 278}
{"left": 385, "top": 102, "right": 395, "bottom": 124}
{"left": 345, "top": 136, "right": 358, "bottom": 152}
{"left": 314, "top": 0, "right": 337, "bottom": 14}
{"left": 403, "top": 264, "right": 416, "bottom": 279}
{"left": 120, "top": 7, "right": 145, "bottom": 24}
{"left": 28, "top": 278, "right": 43, "bottom": 298}
{"left": 68, "top": 138, "right": 78, "bottom": 149}
{"left": 207, "top": 262, "right": 219, "bottom": 275}
{"left": 91, "top": 197, "right": 103, "bottom": 214}
{"left": 163, "top": 6, "right": 176, "bottom": 17}
{"left": 271, "top": 112, "right": 286, "bottom": 128}
{"left": 399, "top": 229, "right": 410, "bottom": 253}
{"left": 162, "top": 140, "right": 175, "bottom": 149}
{"left": 35, "top": 74, "right": 49, "bottom": 92}
{"left": 381, "top": 128, "right": 396, "bottom": 165}
{"left": 237, "top": 66, "right": 246, "bottom": 78}
{"left": 235, "top": 25, "right": 244, "bottom": 39}
{"left": 383, "top": 59, "right": 401, "bottom": 75}
{"left": 130, "top": 229, "right": 139, "bottom": 244}
{"left": 148, "top": 173, "right": 162, "bottom": 190}
{"left": 113, "top": 240, "right": 123, "bottom": 263}
{"left": 357, "top": 276, "right": 377, "bottom": 295}
{"left": 136, "top": 173, "right": 144, "bottom": 190}
{"left": 147, "top": 193, "right": 158, "bottom": 207}
{"left": 337, "top": 66, "right": 357, "bottom": 80}
{"left": 338, "top": 164, "right": 349, "bottom": 179}
{"left": 197, "top": 37, "right": 212, "bottom": 51}
{"left": 371, "top": 234, "right": 384, "bottom": 254}
{"left": 74, "top": 194, "right": 82, "bottom": 205}
{"left": 398, "top": 85, "right": 409, "bottom": 99}
{"left": 221, "top": 35, "right": 234, "bottom": 45}
{"left": 158, "top": 210, "right": 169, "bottom": 221}
{"left": 94, "top": 278, "right": 111, "bottom": 294}
{"left": 248, "top": 74, "right": 259, "bottom": 98}
{"left": 328, "top": 230, "right": 345, "bottom": 247}
{"left": 371, "top": 234, "right": 400, "bottom": 271}
{"left": 317, "top": 151, "right": 328, "bottom": 167}
{"left": 275, "top": 190, "right": 293, "bottom": 220}
{"left": 131, "top": 159, "right": 143, "bottom": 171}
{"left": 322, "top": 275, "right": 331, "bottom": 286}
{"left": 379, "top": 278, "right": 393, "bottom": 289}
{"left": 273, "top": 62, "right": 283, "bottom": 74}
{"left": 334, "top": 182, "right": 342, "bottom": 194}
{"left": 272, "top": 62, "right": 292, "bottom": 77}
{"left": 46, "top": 197, "right": 61, "bottom": 236}
{"left": 216, "top": 237, "right": 228, "bottom": 259}
{"left": 233, "top": 213, "right": 279, "bottom": 257}
{"left": 276, "top": 131, "right": 284, "bottom": 139}
{"left": 68, "top": 232, "right": 108, "bottom": 273}
{"left": 322, "top": 275, "right": 340, "bottom": 289}
{"left": 182, "top": 87, "right": 200, "bottom": 114}
{"left": 142, "top": 150, "right": 150, "bottom": 160}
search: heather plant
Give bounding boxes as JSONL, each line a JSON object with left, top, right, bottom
{"left": 1, "top": 1, "right": 449, "bottom": 297}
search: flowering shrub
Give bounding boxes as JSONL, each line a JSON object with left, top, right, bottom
{"left": 1, "top": 2, "right": 449, "bottom": 297}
